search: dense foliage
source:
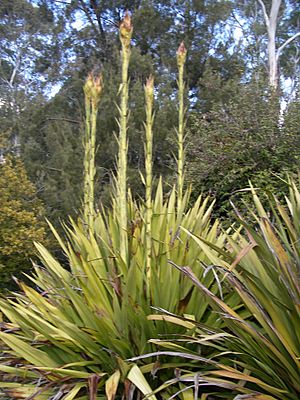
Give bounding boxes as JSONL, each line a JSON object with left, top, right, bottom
{"left": 0, "top": 157, "right": 47, "bottom": 290}
{"left": 186, "top": 79, "right": 300, "bottom": 218}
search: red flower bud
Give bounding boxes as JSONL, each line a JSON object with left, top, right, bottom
{"left": 177, "top": 41, "right": 187, "bottom": 67}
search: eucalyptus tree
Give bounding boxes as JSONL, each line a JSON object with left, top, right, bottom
{"left": 0, "top": 0, "right": 65, "bottom": 153}
{"left": 257, "top": 0, "right": 300, "bottom": 89}
{"left": 231, "top": 0, "right": 300, "bottom": 91}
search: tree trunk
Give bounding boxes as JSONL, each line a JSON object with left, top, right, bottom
{"left": 258, "top": 0, "right": 281, "bottom": 89}
{"left": 268, "top": 0, "right": 281, "bottom": 88}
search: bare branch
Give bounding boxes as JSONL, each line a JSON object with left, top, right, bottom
{"left": 90, "top": 0, "right": 106, "bottom": 44}
{"left": 43, "top": 117, "right": 81, "bottom": 124}
{"left": 230, "top": 12, "right": 254, "bottom": 49}
{"left": 53, "top": 0, "right": 71, "bottom": 4}
{"left": 257, "top": 0, "right": 269, "bottom": 28}
{"left": 9, "top": 58, "right": 21, "bottom": 88}
{"left": 276, "top": 32, "right": 300, "bottom": 61}
{"left": 0, "top": 76, "right": 10, "bottom": 87}
{"left": 77, "top": 0, "right": 99, "bottom": 38}
{"left": 45, "top": 167, "right": 63, "bottom": 172}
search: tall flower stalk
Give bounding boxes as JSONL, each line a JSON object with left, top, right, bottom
{"left": 176, "top": 41, "right": 187, "bottom": 214}
{"left": 144, "top": 75, "right": 154, "bottom": 281}
{"left": 117, "top": 11, "right": 132, "bottom": 261}
{"left": 83, "top": 72, "right": 103, "bottom": 235}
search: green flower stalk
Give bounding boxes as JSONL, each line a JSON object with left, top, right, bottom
{"left": 144, "top": 75, "right": 154, "bottom": 281}
{"left": 176, "top": 41, "right": 187, "bottom": 214}
{"left": 117, "top": 11, "right": 132, "bottom": 261}
{"left": 83, "top": 72, "right": 103, "bottom": 235}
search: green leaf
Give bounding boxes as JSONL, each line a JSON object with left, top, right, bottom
{"left": 127, "top": 365, "right": 157, "bottom": 400}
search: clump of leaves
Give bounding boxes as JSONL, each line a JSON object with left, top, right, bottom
{"left": 144, "top": 180, "right": 300, "bottom": 399}
{"left": 0, "top": 183, "right": 233, "bottom": 399}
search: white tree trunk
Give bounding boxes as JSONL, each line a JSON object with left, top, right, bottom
{"left": 258, "top": 0, "right": 300, "bottom": 90}
{"left": 258, "top": 0, "right": 281, "bottom": 89}
{"left": 268, "top": 0, "right": 281, "bottom": 88}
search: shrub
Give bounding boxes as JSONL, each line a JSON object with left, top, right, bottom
{"left": 0, "top": 156, "right": 47, "bottom": 291}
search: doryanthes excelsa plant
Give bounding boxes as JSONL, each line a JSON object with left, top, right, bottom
{"left": 176, "top": 41, "right": 187, "bottom": 217}
{"left": 116, "top": 10, "right": 132, "bottom": 262}
{"left": 0, "top": 13, "right": 227, "bottom": 400}
{"left": 144, "top": 75, "right": 154, "bottom": 284}
{"left": 83, "top": 71, "right": 103, "bottom": 236}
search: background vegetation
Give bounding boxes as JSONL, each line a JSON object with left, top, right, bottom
{"left": 0, "top": 157, "right": 47, "bottom": 290}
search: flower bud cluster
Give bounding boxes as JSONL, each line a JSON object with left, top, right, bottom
{"left": 84, "top": 72, "right": 103, "bottom": 107}
{"left": 145, "top": 75, "right": 154, "bottom": 105}
{"left": 119, "top": 11, "right": 133, "bottom": 48}
{"left": 177, "top": 41, "right": 187, "bottom": 68}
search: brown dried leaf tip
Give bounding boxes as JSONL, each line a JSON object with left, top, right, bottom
{"left": 119, "top": 10, "right": 133, "bottom": 47}
{"left": 177, "top": 41, "right": 187, "bottom": 67}
{"left": 84, "top": 71, "right": 103, "bottom": 107}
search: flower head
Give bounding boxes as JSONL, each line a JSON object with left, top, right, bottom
{"left": 119, "top": 10, "right": 133, "bottom": 48}
{"left": 144, "top": 75, "right": 154, "bottom": 105}
{"left": 84, "top": 72, "right": 103, "bottom": 107}
{"left": 177, "top": 41, "right": 187, "bottom": 68}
